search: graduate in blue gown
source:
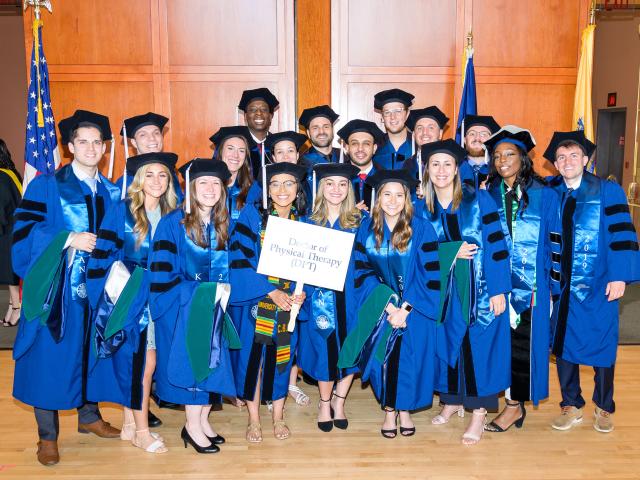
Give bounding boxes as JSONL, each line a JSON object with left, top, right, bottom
{"left": 372, "top": 89, "right": 415, "bottom": 170}
{"left": 349, "top": 169, "right": 441, "bottom": 438}
{"left": 238, "top": 88, "right": 279, "bottom": 179}
{"left": 115, "top": 112, "right": 184, "bottom": 203}
{"left": 543, "top": 131, "right": 640, "bottom": 433}
{"left": 415, "top": 139, "right": 511, "bottom": 445}
{"left": 299, "top": 105, "right": 342, "bottom": 166}
{"left": 402, "top": 106, "right": 449, "bottom": 181}
{"left": 298, "top": 163, "right": 363, "bottom": 432}
{"left": 86, "top": 152, "right": 178, "bottom": 454}
{"left": 228, "top": 162, "right": 308, "bottom": 442}
{"left": 12, "top": 110, "right": 121, "bottom": 465}
{"left": 457, "top": 115, "right": 500, "bottom": 190}
{"left": 336, "top": 119, "right": 386, "bottom": 211}
{"left": 210, "top": 126, "right": 254, "bottom": 226}
{"left": 482, "top": 127, "right": 559, "bottom": 432}
{"left": 149, "top": 159, "right": 237, "bottom": 454}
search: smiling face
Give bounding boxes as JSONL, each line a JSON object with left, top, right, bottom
{"left": 464, "top": 125, "right": 491, "bottom": 157}
{"left": 220, "top": 136, "right": 248, "bottom": 174}
{"left": 194, "top": 176, "right": 223, "bottom": 208}
{"left": 141, "top": 163, "right": 170, "bottom": 200}
{"left": 378, "top": 181, "right": 406, "bottom": 220}
{"left": 131, "top": 125, "right": 163, "bottom": 154}
{"left": 381, "top": 101, "right": 409, "bottom": 134}
{"left": 554, "top": 143, "right": 588, "bottom": 184}
{"left": 346, "top": 132, "right": 377, "bottom": 169}
{"left": 272, "top": 140, "right": 299, "bottom": 164}
{"left": 321, "top": 175, "right": 349, "bottom": 207}
{"left": 268, "top": 173, "right": 298, "bottom": 208}
{"left": 414, "top": 117, "right": 442, "bottom": 146}
{"left": 68, "top": 126, "right": 106, "bottom": 168}
{"left": 244, "top": 99, "right": 273, "bottom": 134}
{"left": 308, "top": 116, "right": 334, "bottom": 149}
{"left": 493, "top": 142, "right": 523, "bottom": 186}
{"left": 427, "top": 152, "right": 458, "bottom": 190}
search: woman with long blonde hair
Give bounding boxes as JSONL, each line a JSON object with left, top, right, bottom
{"left": 347, "top": 169, "right": 441, "bottom": 439}
{"left": 149, "top": 159, "right": 237, "bottom": 455}
{"left": 87, "top": 152, "right": 178, "bottom": 454}
{"left": 415, "top": 139, "right": 511, "bottom": 445}
{"left": 298, "top": 163, "right": 362, "bottom": 432}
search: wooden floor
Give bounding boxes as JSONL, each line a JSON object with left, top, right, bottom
{"left": 1, "top": 348, "right": 639, "bottom": 479}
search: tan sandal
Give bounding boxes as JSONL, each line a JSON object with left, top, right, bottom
{"left": 121, "top": 422, "right": 163, "bottom": 442}
{"left": 132, "top": 429, "right": 168, "bottom": 454}
{"left": 246, "top": 422, "right": 263, "bottom": 443}
{"left": 273, "top": 420, "right": 290, "bottom": 440}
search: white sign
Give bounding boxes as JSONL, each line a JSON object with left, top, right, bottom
{"left": 257, "top": 216, "right": 355, "bottom": 292}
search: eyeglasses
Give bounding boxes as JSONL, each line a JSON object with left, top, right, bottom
{"left": 382, "top": 108, "right": 406, "bottom": 118}
{"left": 269, "top": 180, "right": 297, "bottom": 190}
{"left": 466, "top": 130, "right": 491, "bottom": 140}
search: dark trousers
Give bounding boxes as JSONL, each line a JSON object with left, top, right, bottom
{"left": 556, "top": 357, "right": 615, "bottom": 413}
{"left": 34, "top": 403, "right": 101, "bottom": 441}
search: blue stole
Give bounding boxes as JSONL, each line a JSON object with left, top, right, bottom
{"left": 228, "top": 183, "right": 242, "bottom": 221}
{"left": 123, "top": 203, "right": 151, "bottom": 270}
{"left": 568, "top": 174, "right": 601, "bottom": 302}
{"left": 426, "top": 193, "right": 494, "bottom": 327}
{"left": 364, "top": 227, "right": 411, "bottom": 298}
{"left": 183, "top": 223, "right": 229, "bottom": 283}
{"left": 488, "top": 181, "right": 541, "bottom": 314}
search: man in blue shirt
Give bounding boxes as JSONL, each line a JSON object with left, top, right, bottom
{"left": 299, "top": 105, "right": 341, "bottom": 165}
{"left": 458, "top": 114, "right": 500, "bottom": 190}
{"left": 372, "top": 89, "right": 414, "bottom": 170}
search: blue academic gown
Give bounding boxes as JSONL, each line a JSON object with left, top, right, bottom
{"left": 416, "top": 188, "right": 512, "bottom": 398}
{"left": 486, "top": 178, "right": 558, "bottom": 405}
{"left": 149, "top": 209, "right": 236, "bottom": 405}
{"left": 372, "top": 132, "right": 413, "bottom": 170}
{"left": 85, "top": 200, "right": 156, "bottom": 409}
{"left": 228, "top": 205, "right": 301, "bottom": 401}
{"left": 352, "top": 163, "right": 380, "bottom": 211}
{"left": 301, "top": 147, "right": 341, "bottom": 166}
{"left": 12, "top": 164, "right": 120, "bottom": 410}
{"left": 548, "top": 173, "right": 640, "bottom": 368}
{"left": 115, "top": 172, "right": 184, "bottom": 204}
{"left": 297, "top": 218, "right": 359, "bottom": 382}
{"left": 458, "top": 158, "right": 490, "bottom": 191}
{"left": 352, "top": 216, "right": 440, "bottom": 410}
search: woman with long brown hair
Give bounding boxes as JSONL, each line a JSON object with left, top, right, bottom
{"left": 347, "top": 169, "right": 441, "bottom": 438}
{"left": 149, "top": 159, "right": 238, "bottom": 454}
{"left": 86, "top": 152, "right": 178, "bottom": 454}
{"left": 415, "top": 139, "right": 511, "bottom": 445}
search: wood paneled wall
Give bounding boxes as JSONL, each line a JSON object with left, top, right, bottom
{"left": 330, "top": 0, "right": 591, "bottom": 175}
{"left": 23, "top": 0, "right": 296, "bottom": 176}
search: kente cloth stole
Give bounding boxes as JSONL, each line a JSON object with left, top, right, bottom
{"left": 254, "top": 208, "right": 297, "bottom": 371}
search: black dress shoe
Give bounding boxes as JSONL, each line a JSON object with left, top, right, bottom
{"left": 157, "top": 399, "right": 183, "bottom": 410}
{"left": 206, "top": 434, "right": 225, "bottom": 445}
{"left": 181, "top": 427, "right": 220, "bottom": 454}
{"left": 148, "top": 410, "right": 162, "bottom": 428}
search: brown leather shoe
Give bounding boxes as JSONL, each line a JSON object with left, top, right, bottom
{"left": 77, "top": 419, "right": 121, "bottom": 438}
{"left": 37, "top": 440, "right": 59, "bottom": 466}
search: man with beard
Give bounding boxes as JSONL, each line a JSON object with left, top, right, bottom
{"left": 299, "top": 105, "right": 341, "bottom": 165}
{"left": 372, "top": 89, "right": 414, "bottom": 170}
{"left": 403, "top": 106, "right": 450, "bottom": 180}
{"left": 238, "top": 88, "right": 279, "bottom": 179}
{"left": 458, "top": 114, "right": 500, "bottom": 190}
{"left": 337, "top": 119, "right": 385, "bottom": 211}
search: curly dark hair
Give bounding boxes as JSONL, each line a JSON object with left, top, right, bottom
{"left": 487, "top": 143, "right": 546, "bottom": 213}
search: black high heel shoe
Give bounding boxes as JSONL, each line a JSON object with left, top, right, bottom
{"left": 380, "top": 408, "right": 397, "bottom": 439}
{"left": 181, "top": 427, "right": 220, "bottom": 453}
{"left": 206, "top": 433, "right": 226, "bottom": 445}
{"left": 398, "top": 411, "right": 416, "bottom": 436}
{"left": 317, "top": 397, "right": 334, "bottom": 432}
{"left": 484, "top": 401, "right": 527, "bottom": 432}
{"left": 331, "top": 392, "right": 349, "bottom": 430}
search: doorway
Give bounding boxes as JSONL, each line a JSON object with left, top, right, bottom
{"left": 596, "top": 108, "right": 626, "bottom": 183}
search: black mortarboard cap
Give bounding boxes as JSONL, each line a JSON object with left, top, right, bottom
{"left": 265, "top": 162, "right": 308, "bottom": 183}
{"left": 373, "top": 88, "right": 415, "bottom": 110}
{"left": 406, "top": 106, "right": 449, "bottom": 131}
{"left": 461, "top": 114, "right": 500, "bottom": 135}
{"left": 179, "top": 158, "right": 231, "bottom": 183}
{"left": 483, "top": 125, "right": 536, "bottom": 154}
{"left": 58, "top": 110, "right": 112, "bottom": 144}
{"left": 298, "top": 105, "right": 339, "bottom": 130}
{"left": 238, "top": 88, "right": 279, "bottom": 113}
{"left": 336, "top": 119, "right": 385, "bottom": 144}
{"left": 312, "top": 162, "right": 359, "bottom": 181}
{"left": 543, "top": 130, "right": 596, "bottom": 162}
{"left": 365, "top": 169, "right": 419, "bottom": 190}
{"left": 126, "top": 152, "right": 178, "bottom": 175}
{"left": 120, "top": 112, "right": 168, "bottom": 137}
{"left": 264, "top": 131, "right": 308, "bottom": 152}
{"left": 209, "top": 125, "right": 252, "bottom": 146}
{"left": 421, "top": 139, "right": 467, "bottom": 165}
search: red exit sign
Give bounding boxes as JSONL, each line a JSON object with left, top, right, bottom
{"left": 607, "top": 92, "right": 617, "bottom": 107}
{"left": 604, "top": 0, "right": 630, "bottom": 9}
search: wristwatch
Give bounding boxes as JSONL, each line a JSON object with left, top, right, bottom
{"left": 401, "top": 301, "right": 413, "bottom": 313}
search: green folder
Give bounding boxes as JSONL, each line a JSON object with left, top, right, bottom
{"left": 438, "top": 241, "right": 471, "bottom": 325}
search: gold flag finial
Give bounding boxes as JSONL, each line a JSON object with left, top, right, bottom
{"left": 466, "top": 30, "right": 473, "bottom": 49}
{"left": 23, "top": 0, "right": 52, "bottom": 20}
{"left": 589, "top": 0, "right": 596, "bottom": 25}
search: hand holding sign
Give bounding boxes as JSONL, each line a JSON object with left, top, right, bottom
{"left": 258, "top": 216, "right": 355, "bottom": 331}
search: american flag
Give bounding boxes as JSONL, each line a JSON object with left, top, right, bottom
{"left": 23, "top": 20, "right": 59, "bottom": 188}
